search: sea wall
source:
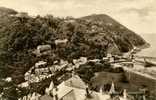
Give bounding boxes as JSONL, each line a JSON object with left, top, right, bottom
{"left": 124, "top": 68, "right": 156, "bottom": 96}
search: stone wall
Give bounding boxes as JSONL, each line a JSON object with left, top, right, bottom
{"left": 124, "top": 69, "right": 156, "bottom": 96}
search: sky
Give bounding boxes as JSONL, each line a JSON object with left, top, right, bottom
{"left": 0, "top": 0, "right": 156, "bottom": 34}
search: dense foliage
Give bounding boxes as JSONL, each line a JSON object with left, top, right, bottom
{"left": 0, "top": 8, "right": 146, "bottom": 82}
{"left": 0, "top": 7, "right": 148, "bottom": 100}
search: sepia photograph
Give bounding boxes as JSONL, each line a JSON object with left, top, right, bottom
{"left": 0, "top": 0, "right": 156, "bottom": 100}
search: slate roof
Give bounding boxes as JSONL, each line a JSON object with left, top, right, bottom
{"left": 56, "top": 75, "right": 111, "bottom": 100}
{"left": 64, "top": 75, "right": 87, "bottom": 89}
{"left": 39, "top": 95, "right": 53, "bottom": 100}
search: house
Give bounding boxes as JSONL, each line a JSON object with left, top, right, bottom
{"left": 112, "top": 63, "right": 122, "bottom": 68}
{"left": 35, "top": 61, "right": 47, "bottom": 68}
{"left": 55, "top": 39, "right": 68, "bottom": 45}
{"left": 34, "top": 45, "right": 52, "bottom": 56}
{"left": 102, "top": 57, "right": 109, "bottom": 62}
{"left": 37, "top": 45, "right": 51, "bottom": 53}
{"left": 18, "top": 81, "right": 29, "bottom": 88}
{"left": 4, "top": 77, "right": 12, "bottom": 82}
{"left": 18, "top": 92, "right": 41, "bottom": 100}
{"left": 43, "top": 74, "right": 136, "bottom": 100}
{"left": 73, "top": 57, "right": 87, "bottom": 69}
{"left": 107, "top": 54, "right": 112, "bottom": 58}
{"left": 47, "top": 75, "right": 112, "bottom": 100}
{"left": 56, "top": 81, "right": 111, "bottom": 100}
{"left": 106, "top": 54, "right": 115, "bottom": 63}
{"left": 63, "top": 75, "right": 86, "bottom": 89}
{"left": 109, "top": 57, "right": 114, "bottom": 63}
{"left": 25, "top": 74, "right": 40, "bottom": 83}
{"left": 88, "top": 59, "right": 100, "bottom": 63}
{"left": 79, "top": 57, "right": 87, "bottom": 65}
{"left": 45, "top": 81, "right": 54, "bottom": 95}
{"left": 56, "top": 81, "right": 94, "bottom": 100}
{"left": 49, "top": 60, "right": 69, "bottom": 71}
{"left": 59, "top": 60, "right": 68, "bottom": 69}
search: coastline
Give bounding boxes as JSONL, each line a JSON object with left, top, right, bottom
{"left": 137, "top": 34, "right": 156, "bottom": 58}
{"left": 138, "top": 42, "right": 150, "bottom": 50}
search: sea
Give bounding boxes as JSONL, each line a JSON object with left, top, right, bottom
{"left": 136, "top": 34, "right": 156, "bottom": 76}
{"left": 138, "top": 33, "right": 156, "bottom": 57}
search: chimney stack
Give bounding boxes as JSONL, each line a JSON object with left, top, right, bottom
{"left": 109, "top": 82, "right": 115, "bottom": 94}
{"left": 123, "top": 89, "right": 127, "bottom": 99}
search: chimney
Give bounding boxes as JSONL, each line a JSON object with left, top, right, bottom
{"left": 123, "top": 89, "right": 127, "bottom": 99}
{"left": 100, "top": 86, "right": 103, "bottom": 95}
{"left": 85, "top": 84, "right": 92, "bottom": 98}
{"left": 53, "top": 87, "right": 58, "bottom": 100}
{"left": 109, "top": 82, "right": 115, "bottom": 94}
{"left": 72, "top": 70, "right": 75, "bottom": 77}
{"left": 45, "top": 88, "right": 50, "bottom": 95}
{"left": 49, "top": 81, "right": 54, "bottom": 90}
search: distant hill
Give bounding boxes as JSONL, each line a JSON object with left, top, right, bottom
{"left": 80, "top": 14, "right": 120, "bottom": 25}
{"left": 0, "top": 8, "right": 147, "bottom": 83}
{"left": 0, "top": 7, "right": 17, "bottom": 15}
{"left": 80, "top": 14, "right": 147, "bottom": 52}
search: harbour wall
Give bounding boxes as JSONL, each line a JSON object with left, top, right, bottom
{"left": 124, "top": 68, "right": 156, "bottom": 96}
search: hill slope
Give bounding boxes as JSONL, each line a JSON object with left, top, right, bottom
{"left": 80, "top": 14, "right": 147, "bottom": 52}
{"left": 0, "top": 7, "right": 149, "bottom": 100}
{"left": 0, "top": 8, "right": 147, "bottom": 82}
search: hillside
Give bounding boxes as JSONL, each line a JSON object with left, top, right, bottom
{"left": 0, "top": 7, "right": 17, "bottom": 15}
{"left": 80, "top": 14, "right": 147, "bottom": 52}
{"left": 0, "top": 7, "right": 150, "bottom": 100}
{"left": 0, "top": 8, "right": 147, "bottom": 82}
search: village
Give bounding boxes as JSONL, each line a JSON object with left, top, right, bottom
{"left": 0, "top": 40, "right": 155, "bottom": 100}
{"left": 0, "top": 42, "right": 150, "bottom": 100}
